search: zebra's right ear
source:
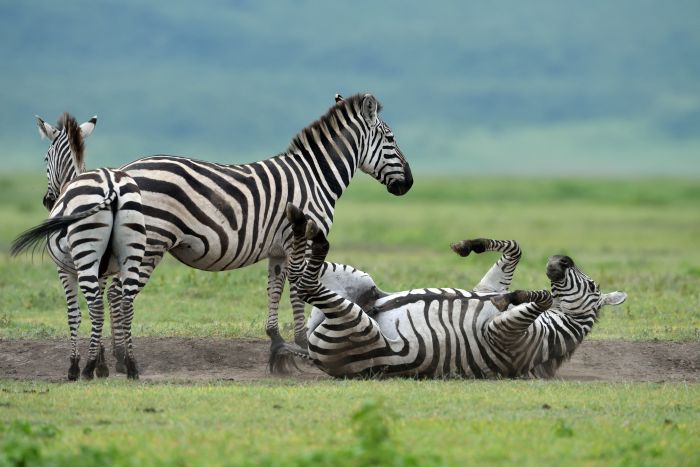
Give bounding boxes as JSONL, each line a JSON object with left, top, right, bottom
{"left": 361, "top": 94, "right": 379, "bottom": 127}
{"left": 80, "top": 116, "right": 97, "bottom": 139}
{"left": 335, "top": 93, "right": 344, "bottom": 103}
{"left": 36, "top": 116, "right": 59, "bottom": 141}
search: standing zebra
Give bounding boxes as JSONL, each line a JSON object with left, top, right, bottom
{"left": 283, "top": 204, "right": 627, "bottom": 379}
{"left": 110, "top": 93, "right": 412, "bottom": 371}
{"left": 12, "top": 113, "right": 146, "bottom": 379}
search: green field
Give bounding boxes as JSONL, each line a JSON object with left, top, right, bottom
{"left": 1, "top": 175, "right": 699, "bottom": 465}
{"left": 2, "top": 175, "right": 699, "bottom": 341}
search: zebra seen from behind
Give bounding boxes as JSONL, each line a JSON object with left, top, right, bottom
{"left": 283, "top": 203, "right": 627, "bottom": 379}
{"left": 114, "top": 93, "right": 413, "bottom": 371}
{"left": 12, "top": 114, "right": 146, "bottom": 380}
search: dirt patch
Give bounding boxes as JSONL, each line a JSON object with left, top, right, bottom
{"left": 1, "top": 338, "right": 698, "bottom": 383}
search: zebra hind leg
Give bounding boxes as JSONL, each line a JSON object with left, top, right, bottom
{"left": 107, "top": 278, "right": 127, "bottom": 373}
{"left": 451, "top": 238, "right": 522, "bottom": 294}
{"left": 58, "top": 270, "right": 82, "bottom": 381}
{"left": 80, "top": 276, "right": 107, "bottom": 380}
{"left": 95, "top": 342, "right": 109, "bottom": 378}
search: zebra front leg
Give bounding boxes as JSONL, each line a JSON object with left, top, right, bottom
{"left": 487, "top": 290, "right": 552, "bottom": 347}
{"left": 290, "top": 287, "right": 308, "bottom": 348}
{"left": 451, "top": 238, "right": 522, "bottom": 293}
{"left": 295, "top": 219, "right": 385, "bottom": 373}
{"left": 58, "top": 269, "right": 81, "bottom": 381}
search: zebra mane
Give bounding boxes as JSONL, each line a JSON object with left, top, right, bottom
{"left": 56, "top": 112, "right": 85, "bottom": 169}
{"left": 288, "top": 93, "right": 383, "bottom": 153}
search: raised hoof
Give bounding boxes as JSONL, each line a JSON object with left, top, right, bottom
{"left": 490, "top": 294, "right": 511, "bottom": 312}
{"left": 286, "top": 203, "right": 307, "bottom": 232}
{"left": 305, "top": 220, "right": 319, "bottom": 240}
{"left": 450, "top": 239, "right": 487, "bottom": 257}
{"left": 81, "top": 359, "right": 97, "bottom": 380}
{"left": 68, "top": 356, "right": 80, "bottom": 381}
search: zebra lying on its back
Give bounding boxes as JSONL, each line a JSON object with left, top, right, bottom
{"left": 283, "top": 204, "right": 627, "bottom": 379}
{"left": 12, "top": 114, "right": 146, "bottom": 380}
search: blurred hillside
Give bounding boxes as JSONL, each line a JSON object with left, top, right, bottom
{"left": 1, "top": 0, "right": 699, "bottom": 174}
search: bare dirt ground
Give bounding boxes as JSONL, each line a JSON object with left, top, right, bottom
{"left": 1, "top": 338, "right": 698, "bottom": 383}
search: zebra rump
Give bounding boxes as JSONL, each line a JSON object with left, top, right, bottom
{"left": 11, "top": 189, "right": 117, "bottom": 257}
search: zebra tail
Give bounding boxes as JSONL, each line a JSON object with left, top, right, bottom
{"left": 10, "top": 189, "right": 118, "bottom": 257}
{"left": 268, "top": 342, "right": 312, "bottom": 373}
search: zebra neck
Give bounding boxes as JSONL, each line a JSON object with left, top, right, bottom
{"left": 518, "top": 309, "right": 597, "bottom": 372}
{"left": 286, "top": 137, "right": 358, "bottom": 202}
{"left": 58, "top": 163, "right": 84, "bottom": 194}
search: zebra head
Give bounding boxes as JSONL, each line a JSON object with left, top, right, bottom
{"left": 340, "top": 93, "right": 413, "bottom": 196}
{"left": 36, "top": 113, "right": 96, "bottom": 210}
{"left": 546, "top": 255, "right": 626, "bottom": 315}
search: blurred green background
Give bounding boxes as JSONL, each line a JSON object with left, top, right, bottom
{"left": 1, "top": 0, "right": 699, "bottom": 174}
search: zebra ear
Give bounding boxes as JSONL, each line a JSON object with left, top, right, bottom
{"left": 80, "top": 116, "right": 97, "bottom": 139}
{"left": 361, "top": 94, "right": 379, "bottom": 126}
{"left": 335, "top": 93, "right": 344, "bottom": 103}
{"left": 599, "top": 291, "right": 627, "bottom": 307}
{"left": 36, "top": 116, "right": 59, "bottom": 141}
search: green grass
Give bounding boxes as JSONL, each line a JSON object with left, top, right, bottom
{"left": 1, "top": 175, "right": 699, "bottom": 341}
{"left": 1, "top": 175, "right": 700, "bottom": 465}
{"left": 0, "top": 379, "right": 698, "bottom": 465}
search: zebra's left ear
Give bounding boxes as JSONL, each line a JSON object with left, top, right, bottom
{"left": 80, "top": 116, "right": 97, "bottom": 139}
{"left": 36, "top": 116, "right": 59, "bottom": 141}
{"left": 335, "top": 93, "right": 344, "bottom": 103}
{"left": 599, "top": 291, "right": 627, "bottom": 307}
{"left": 361, "top": 94, "right": 379, "bottom": 127}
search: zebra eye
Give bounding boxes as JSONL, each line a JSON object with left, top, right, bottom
{"left": 386, "top": 135, "right": 394, "bottom": 143}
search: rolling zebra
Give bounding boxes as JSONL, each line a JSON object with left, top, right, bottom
{"left": 12, "top": 113, "right": 146, "bottom": 380}
{"left": 283, "top": 204, "right": 627, "bottom": 379}
{"left": 111, "top": 92, "right": 413, "bottom": 371}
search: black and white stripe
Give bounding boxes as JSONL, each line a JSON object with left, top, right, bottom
{"left": 13, "top": 114, "right": 146, "bottom": 380}
{"left": 284, "top": 211, "right": 627, "bottom": 379}
{"left": 115, "top": 93, "right": 412, "bottom": 370}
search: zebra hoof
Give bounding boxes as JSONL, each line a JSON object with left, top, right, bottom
{"left": 114, "top": 346, "right": 127, "bottom": 374}
{"left": 68, "top": 356, "right": 80, "bottom": 381}
{"left": 125, "top": 357, "right": 139, "bottom": 380}
{"left": 115, "top": 360, "right": 127, "bottom": 374}
{"left": 490, "top": 294, "right": 511, "bottom": 312}
{"left": 95, "top": 345, "right": 109, "bottom": 378}
{"left": 305, "top": 220, "right": 319, "bottom": 240}
{"left": 286, "top": 203, "right": 306, "bottom": 232}
{"left": 81, "top": 359, "right": 97, "bottom": 380}
{"left": 95, "top": 362, "right": 109, "bottom": 378}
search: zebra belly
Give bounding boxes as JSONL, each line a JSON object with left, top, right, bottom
{"left": 309, "top": 293, "right": 504, "bottom": 379}
{"left": 124, "top": 157, "right": 328, "bottom": 272}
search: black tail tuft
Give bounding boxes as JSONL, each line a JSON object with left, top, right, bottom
{"left": 11, "top": 216, "right": 75, "bottom": 257}
{"left": 11, "top": 189, "right": 117, "bottom": 257}
{"left": 268, "top": 342, "right": 311, "bottom": 374}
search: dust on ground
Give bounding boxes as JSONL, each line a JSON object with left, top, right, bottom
{"left": 1, "top": 338, "right": 698, "bottom": 383}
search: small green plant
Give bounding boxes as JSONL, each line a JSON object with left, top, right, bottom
{"left": 0, "top": 420, "right": 59, "bottom": 467}
{"left": 0, "top": 420, "right": 146, "bottom": 467}
{"left": 254, "top": 399, "right": 443, "bottom": 466}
